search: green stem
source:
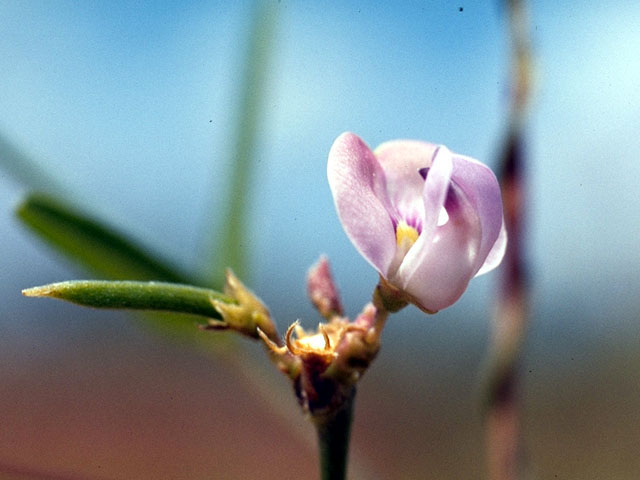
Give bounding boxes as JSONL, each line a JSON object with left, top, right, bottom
{"left": 315, "top": 387, "right": 356, "bottom": 480}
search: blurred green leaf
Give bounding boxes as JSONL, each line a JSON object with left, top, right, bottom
{"left": 205, "top": 1, "right": 279, "bottom": 287}
{"left": 0, "top": 131, "right": 66, "bottom": 194}
{"left": 23, "top": 280, "right": 233, "bottom": 320}
{"left": 17, "top": 193, "right": 192, "bottom": 283}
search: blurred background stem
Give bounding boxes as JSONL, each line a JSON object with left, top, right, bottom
{"left": 204, "top": 1, "right": 278, "bottom": 287}
{"left": 483, "top": 1, "right": 533, "bottom": 479}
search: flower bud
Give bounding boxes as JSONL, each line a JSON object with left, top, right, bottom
{"left": 307, "top": 256, "right": 343, "bottom": 319}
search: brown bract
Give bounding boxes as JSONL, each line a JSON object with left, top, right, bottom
{"left": 259, "top": 303, "right": 384, "bottom": 417}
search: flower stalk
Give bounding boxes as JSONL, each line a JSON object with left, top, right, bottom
{"left": 315, "top": 386, "right": 356, "bottom": 480}
{"left": 256, "top": 257, "right": 397, "bottom": 479}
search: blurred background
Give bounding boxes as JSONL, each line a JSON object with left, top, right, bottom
{"left": 1, "top": 1, "right": 639, "bottom": 479}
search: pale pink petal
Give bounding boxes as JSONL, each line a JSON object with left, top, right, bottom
{"left": 475, "top": 218, "right": 507, "bottom": 276}
{"left": 395, "top": 146, "right": 453, "bottom": 286}
{"left": 450, "top": 154, "right": 505, "bottom": 274}
{"left": 327, "top": 132, "right": 396, "bottom": 275}
{"left": 400, "top": 182, "right": 482, "bottom": 311}
{"left": 374, "top": 140, "right": 439, "bottom": 212}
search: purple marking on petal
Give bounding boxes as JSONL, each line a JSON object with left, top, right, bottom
{"left": 405, "top": 214, "right": 423, "bottom": 233}
{"left": 419, "top": 167, "right": 429, "bottom": 180}
{"left": 444, "top": 183, "right": 458, "bottom": 215}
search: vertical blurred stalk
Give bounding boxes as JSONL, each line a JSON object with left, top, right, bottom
{"left": 205, "top": 1, "right": 278, "bottom": 287}
{"left": 484, "top": 1, "right": 533, "bottom": 479}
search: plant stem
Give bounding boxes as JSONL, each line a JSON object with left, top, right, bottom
{"left": 315, "top": 387, "right": 356, "bottom": 480}
{"left": 483, "top": 1, "right": 533, "bottom": 478}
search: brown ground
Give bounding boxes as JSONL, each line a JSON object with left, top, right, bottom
{"left": 1, "top": 308, "right": 639, "bottom": 480}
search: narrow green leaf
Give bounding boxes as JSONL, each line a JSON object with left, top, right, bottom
{"left": 205, "top": 1, "right": 279, "bottom": 286}
{"left": 23, "top": 280, "right": 233, "bottom": 320}
{"left": 16, "top": 193, "right": 239, "bottom": 350}
{"left": 17, "top": 193, "right": 192, "bottom": 283}
{"left": 0, "top": 131, "right": 66, "bottom": 193}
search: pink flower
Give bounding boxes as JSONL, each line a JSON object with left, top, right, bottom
{"left": 328, "top": 132, "right": 506, "bottom": 313}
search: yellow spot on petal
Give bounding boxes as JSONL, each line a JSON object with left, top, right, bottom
{"left": 395, "top": 220, "right": 419, "bottom": 248}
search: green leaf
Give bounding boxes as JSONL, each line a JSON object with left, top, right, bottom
{"left": 17, "top": 193, "right": 192, "bottom": 283}
{"left": 23, "top": 280, "right": 233, "bottom": 320}
{"left": 204, "top": 1, "right": 279, "bottom": 286}
{"left": 15, "top": 193, "right": 232, "bottom": 349}
{"left": 0, "top": 131, "right": 66, "bottom": 193}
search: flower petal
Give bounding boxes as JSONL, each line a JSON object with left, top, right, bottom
{"left": 327, "top": 132, "right": 396, "bottom": 275}
{"left": 398, "top": 180, "right": 483, "bottom": 311}
{"left": 395, "top": 145, "right": 454, "bottom": 286}
{"left": 475, "top": 218, "right": 507, "bottom": 276}
{"left": 450, "top": 154, "right": 505, "bottom": 274}
{"left": 374, "top": 139, "right": 439, "bottom": 216}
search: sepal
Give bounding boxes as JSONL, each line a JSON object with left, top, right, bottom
{"left": 206, "top": 269, "right": 278, "bottom": 342}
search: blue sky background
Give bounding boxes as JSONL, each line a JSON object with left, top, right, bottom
{"left": 2, "top": 1, "right": 638, "bottom": 327}
{"left": 1, "top": 2, "right": 640, "bottom": 477}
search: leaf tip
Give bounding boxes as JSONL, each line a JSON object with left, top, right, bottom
{"left": 22, "top": 284, "right": 54, "bottom": 298}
